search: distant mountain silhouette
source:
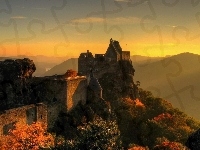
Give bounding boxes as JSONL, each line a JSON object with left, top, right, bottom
{"left": 42, "top": 58, "right": 78, "bottom": 76}
{"left": 130, "top": 55, "right": 164, "bottom": 64}
{"left": 42, "top": 55, "right": 165, "bottom": 76}
{"left": 134, "top": 52, "right": 200, "bottom": 120}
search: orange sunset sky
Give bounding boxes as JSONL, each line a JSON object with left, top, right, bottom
{"left": 1, "top": 0, "right": 200, "bottom": 58}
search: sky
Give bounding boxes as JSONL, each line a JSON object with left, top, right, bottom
{"left": 1, "top": 0, "right": 200, "bottom": 58}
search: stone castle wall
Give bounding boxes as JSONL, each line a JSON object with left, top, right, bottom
{"left": 67, "top": 77, "right": 87, "bottom": 111}
{"left": 47, "top": 102, "right": 63, "bottom": 129}
{"left": 30, "top": 77, "right": 67, "bottom": 129}
{"left": 36, "top": 103, "right": 48, "bottom": 125}
{"left": 78, "top": 51, "right": 94, "bottom": 76}
{"left": 122, "top": 51, "right": 130, "bottom": 60}
{"left": 0, "top": 104, "right": 47, "bottom": 135}
{"left": 78, "top": 39, "right": 131, "bottom": 76}
{"left": 78, "top": 58, "right": 93, "bottom": 76}
{"left": 0, "top": 75, "right": 88, "bottom": 130}
{"left": 30, "top": 76, "right": 87, "bottom": 129}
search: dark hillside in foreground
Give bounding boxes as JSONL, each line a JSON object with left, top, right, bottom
{"left": 94, "top": 64, "right": 200, "bottom": 149}
{"left": 52, "top": 87, "right": 200, "bottom": 149}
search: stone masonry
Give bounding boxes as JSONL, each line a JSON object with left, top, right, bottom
{"left": 0, "top": 103, "right": 47, "bottom": 135}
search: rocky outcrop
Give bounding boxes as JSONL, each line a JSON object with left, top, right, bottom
{"left": 0, "top": 58, "right": 36, "bottom": 110}
{"left": 98, "top": 59, "right": 138, "bottom": 104}
{"left": 0, "top": 58, "right": 36, "bottom": 81}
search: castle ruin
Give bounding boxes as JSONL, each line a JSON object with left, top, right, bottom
{"left": 0, "top": 38, "right": 135, "bottom": 133}
{"left": 0, "top": 103, "right": 47, "bottom": 135}
{"left": 30, "top": 75, "right": 87, "bottom": 128}
{"left": 78, "top": 38, "right": 132, "bottom": 77}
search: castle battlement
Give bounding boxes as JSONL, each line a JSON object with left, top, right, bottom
{"left": 78, "top": 38, "right": 131, "bottom": 76}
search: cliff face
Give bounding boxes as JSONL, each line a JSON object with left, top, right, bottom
{"left": 0, "top": 58, "right": 36, "bottom": 110}
{"left": 98, "top": 60, "right": 137, "bottom": 104}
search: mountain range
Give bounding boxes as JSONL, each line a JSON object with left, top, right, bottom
{"left": 134, "top": 52, "right": 200, "bottom": 120}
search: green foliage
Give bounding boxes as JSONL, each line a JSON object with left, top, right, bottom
{"left": 54, "top": 116, "right": 123, "bottom": 150}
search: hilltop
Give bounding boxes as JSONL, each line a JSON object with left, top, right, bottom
{"left": 0, "top": 39, "right": 199, "bottom": 149}
{"left": 44, "top": 41, "right": 200, "bottom": 149}
{"left": 52, "top": 72, "right": 200, "bottom": 149}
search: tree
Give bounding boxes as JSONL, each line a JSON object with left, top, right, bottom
{"left": 0, "top": 122, "right": 54, "bottom": 150}
{"left": 55, "top": 116, "right": 123, "bottom": 150}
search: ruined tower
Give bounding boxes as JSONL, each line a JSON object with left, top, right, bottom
{"left": 78, "top": 50, "right": 94, "bottom": 76}
{"left": 78, "top": 38, "right": 131, "bottom": 77}
{"left": 88, "top": 69, "right": 102, "bottom": 99}
{"left": 104, "top": 38, "right": 122, "bottom": 62}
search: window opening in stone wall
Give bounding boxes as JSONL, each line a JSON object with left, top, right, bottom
{"left": 53, "top": 97, "right": 57, "bottom": 102}
{"left": 26, "top": 107, "right": 37, "bottom": 125}
{"left": 3, "top": 122, "right": 16, "bottom": 135}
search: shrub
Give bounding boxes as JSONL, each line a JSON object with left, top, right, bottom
{"left": 0, "top": 122, "right": 54, "bottom": 150}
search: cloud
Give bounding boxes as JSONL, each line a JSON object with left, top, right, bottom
{"left": 114, "top": 0, "right": 129, "bottom": 2}
{"left": 71, "top": 17, "right": 105, "bottom": 24}
{"left": 10, "top": 16, "right": 27, "bottom": 19}
{"left": 166, "top": 25, "right": 178, "bottom": 28}
{"left": 70, "top": 16, "right": 142, "bottom": 25}
{"left": 115, "top": 0, "right": 148, "bottom": 4}
{"left": 31, "top": 7, "right": 46, "bottom": 10}
{"left": 111, "top": 17, "right": 141, "bottom": 24}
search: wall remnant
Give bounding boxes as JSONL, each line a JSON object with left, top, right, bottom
{"left": 78, "top": 38, "right": 132, "bottom": 77}
{"left": 29, "top": 75, "right": 87, "bottom": 129}
{"left": 0, "top": 103, "right": 47, "bottom": 135}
